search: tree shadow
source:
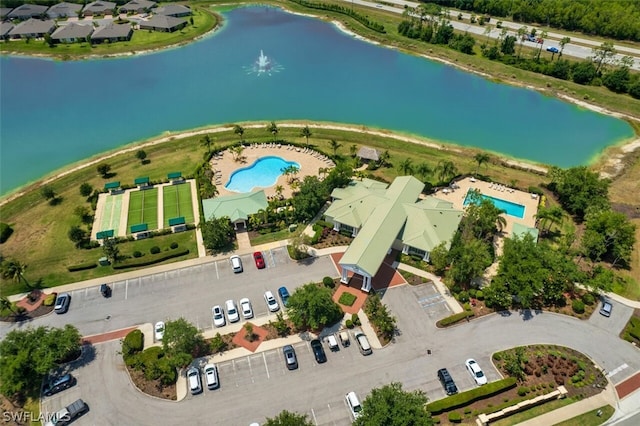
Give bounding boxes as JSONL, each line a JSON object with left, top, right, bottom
{"left": 48, "top": 196, "right": 63, "bottom": 206}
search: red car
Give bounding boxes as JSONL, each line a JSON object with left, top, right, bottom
{"left": 253, "top": 251, "right": 265, "bottom": 269}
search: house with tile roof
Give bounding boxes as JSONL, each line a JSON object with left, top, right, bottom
{"left": 82, "top": 1, "right": 116, "bottom": 16}
{"left": 139, "top": 14, "right": 186, "bottom": 32}
{"left": 47, "top": 2, "right": 83, "bottom": 19}
{"left": 91, "top": 22, "right": 132, "bottom": 43}
{"left": 154, "top": 4, "right": 191, "bottom": 17}
{"left": 51, "top": 22, "right": 94, "bottom": 43}
{"left": 0, "top": 21, "right": 15, "bottom": 39}
{"left": 7, "top": 4, "right": 48, "bottom": 20}
{"left": 324, "top": 176, "right": 463, "bottom": 292}
{"left": 202, "top": 191, "right": 268, "bottom": 230}
{"left": 120, "top": 0, "right": 156, "bottom": 14}
{"left": 0, "top": 7, "right": 13, "bottom": 19}
{"left": 8, "top": 18, "right": 55, "bottom": 39}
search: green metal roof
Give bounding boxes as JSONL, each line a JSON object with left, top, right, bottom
{"left": 401, "top": 197, "right": 463, "bottom": 252}
{"left": 340, "top": 176, "right": 424, "bottom": 277}
{"left": 134, "top": 177, "right": 149, "bottom": 185}
{"left": 130, "top": 223, "right": 148, "bottom": 233}
{"left": 202, "top": 191, "right": 268, "bottom": 223}
{"left": 168, "top": 217, "right": 185, "bottom": 226}
{"left": 167, "top": 171, "right": 182, "bottom": 179}
{"left": 104, "top": 181, "right": 120, "bottom": 189}
{"left": 512, "top": 222, "right": 539, "bottom": 242}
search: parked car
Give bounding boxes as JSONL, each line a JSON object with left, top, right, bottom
{"left": 465, "top": 358, "right": 487, "bottom": 385}
{"left": 283, "top": 345, "right": 298, "bottom": 370}
{"left": 154, "top": 321, "right": 165, "bottom": 341}
{"left": 253, "top": 251, "right": 265, "bottom": 269}
{"left": 204, "top": 364, "right": 219, "bottom": 390}
{"left": 44, "top": 399, "right": 88, "bottom": 426}
{"left": 546, "top": 46, "right": 559, "bottom": 53}
{"left": 99, "top": 283, "right": 111, "bottom": 298}
{"left": 187, "top": 366, "right": 202, "bottom": 395}
{"left": 240, "top": 297, "right": 253, "bottom": 319}
{"left": 230, "top": 255, "right": 243, "bottom": 273}
{"left": 54, "top": 293, "right": 71, "bottom": 314}
{"left": 212, "top": 305, "right": 226, "bottom": 327}
{"left": 437, "top": 368, "right": 458, "bottom": 395}
{"left": 310, "top": 339, "right": 327, "bottom": 363}
{"left": 599, "top": 299, "right": 613, "bottom": 317}
{"left": 354, "top": 331, "right": 372, "bottom": 356}
{"left": 264, "top": 291, "right": 280, "bottom": 312}
{"left": 225, "top": 299, "right": 239, "bottom": 323}
{"left": 345, "top": 391, "right": 362, "bottom": 419}
{"left": 43, "top": 373, "right": 75, "bottom": 397}
{"left": 278, "top": 286, "right": 290, "bottom": 307}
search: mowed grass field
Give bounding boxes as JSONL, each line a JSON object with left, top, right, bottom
{"left": 127, "top": 188, "right": 159, "bottom": 232}
{"left": 163, "top": 183, "right": 195, "bottom": 227}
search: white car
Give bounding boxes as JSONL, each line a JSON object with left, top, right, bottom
{"left": 345, "top": 391, "right": 362, "bottom": 419}
{"left": 204, "top": 364, "right": 219, "bottom": 390}
{"left": 225, "top": 299, "right": 240, "bottom": 323}
{"left": 465, "top": 358, "right": 487, "bottom": 385}
{"left": 154, "top": 321, "right": 165, "bottom": 341}
{"left": 264, "top": 290, "right": 280, "bottom": 312}
{"left": 212, "top": 305, "right": 226, "bottom": 327}
{"left": 240, "top": 298, "right": 253, "bottom": 319}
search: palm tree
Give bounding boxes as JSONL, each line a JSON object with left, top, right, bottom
{"left": 329, "top": 139, "right": 341, "bottom": 156}
{"left": 536, "top": 30, "right": 548, "bottom": 61}
{"left": 300, "top": 126, "right": 312, "bottom": 148}
{"left": 473, "top": 153, "right": 490, "bottom": 175}
{"left": 200, "top": 134, "right": 213, "bottom": 153}
{"left": 415, "top": 162, "right": 432, "bottom": 182}
{"left": 275, "top": 185, "right": 284, "bottom": 199}
{"left": 266, "top": 121, "right": 278, "bottom": 142}
{"left": 516, "top": 25, "right": 528, "bottom": 58}
{"left": 558, "top": 37, "right": 571, "bottom": 59}
{"left": 318, "top": 167, "right": 327, "bottom": 179}
{"left": 495, "top": 215, "right": 507, "bottom": 234}
{"left": 436, "top": 160, "right": 457, "bottom": 184}
{"left": 233, "top": 125, "right": 245, "bottom": 142}
{"left": 349, "top": 144, "right": 358, "bottom": 158}
{"left": 0, "top": 297, "right": 17, "bottom": 316}
{"left": 398, "top": 158, "right": 414, "bottom": 176}
{"left": 537, "top": 206, "right": 563, "bottom": 234}
{"left": 378, "top": 150, "right": 391, "bottom": 168}
{"left": 1, "top": 260, "right": 31, "bottom": 289}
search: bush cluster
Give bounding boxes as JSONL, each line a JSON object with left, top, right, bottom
{"left": 338, "top": 292, "right": 357, "bottom": 307}
{"left": 437, "top": 311, "right": 474, "bottom": 327}
{"left": 0, "top": 222, "right": 13, "bottom": 243}
{"left": 113, "top": 249, "right": 189, "bottom": 269}
{"left": 43, "top": 294, "right": 57, "bottom": 306}
{"left": 322, "top": 276, "right": 335, "bottom": 288}
{"left": 67, "top": 262, "right": 98, "bottom": 272}
{"left": 571, "top": 299, "right": 585, "bottom": 314}
{"left": 426, "top": 378, "right": 518, "bottom": 414}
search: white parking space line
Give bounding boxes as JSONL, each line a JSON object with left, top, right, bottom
{"left": 247, "top": 354, "right": 254, "bottom": 383}
{"left": 606, "top": 363, "right": 628, "bottom": 378}
{"left": 311, "top": 408, "right": 318, "bottom": 425}
{"left": 268, "top": 249, "right": 276, "bottom": 268}
{"left": 263, "top": 352, "right": 270, "bottom": 379}
{"left": 215, "top": 262, "right": 219, "bottom": 280}
{"left": 125, "top": 280, "right": 128, "bottom": 300}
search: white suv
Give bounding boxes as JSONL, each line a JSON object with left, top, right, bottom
{"left": 264, "top": 291, "right": 279, "bottom": 312}
{"left": 345, "top": 391, "right": 362, "bottom": 419}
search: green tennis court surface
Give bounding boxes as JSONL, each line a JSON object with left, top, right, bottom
{"left": 163, "top": 184, "right": 194, "bottom": 227}
{"left": 100, "top": 193, "right": 123, "bottom": 236}
{"left": 127, "top": 188, "right": 158, "bottom": 233}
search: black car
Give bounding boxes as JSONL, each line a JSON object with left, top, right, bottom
{"left": 310, "top": 339, "right": 327, "bottom": 363}
{"left": 437, "top": 368, "right": 458, "bottom": 395}
{"left": 100, "top": 284, "right": 111, "bottom": 298}
{"left": 43, "top": 373, "right": 75, "bottom": 397}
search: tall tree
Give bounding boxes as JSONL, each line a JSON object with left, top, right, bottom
{"left": 200, "top": 134, "right": 213, "bottom": 153}
{"left": 473, "top": 153, "right": 491, "bottom": 174}
{"left": 329, "top": 139, "right": 342, "bottom": 156}
{"left": 436, "top": 160, "right": 457, "bottom": 184}
{"left": 516, "top": 25, "right": 528, "bottom": 58}
{"left": 287, "top": 282, "right": 343, "bottom": 330}
{"left": 592, "top": 42, "right": 617, "bottom": 73}
{"left": 200, "top": 216, "right": 235, "bottom": 252}
{"left": 162, "top": 318, "right": 206, "bottom": 367}
{"left": 135, "top": 150, "right": 147, "bottom": 164}
{"left": 300, "top": 125, "right": 312, "bottom": 148}
{"left": 264, "top": 410, "right": 313, "bottom": 426}
{"left": 1, "top": 259, "right": 31, "bottom": 289}
{"left": 415, "top": 162, "right": 432, "bottom": 182}
{"left": 266, "top": 121, "right": 279, "bottom": 142}
{"left": 558, "top": 36, "right": 570, "bottom": 59}
{"left": 349, "top": 144, "right": 358, "bottom": 158}
{"left": 535, "top": 30, "right": 547, "bottom": 61}
{"left": 233, "top": 125, "right": 244, "bottom": 142}
{"left": 554, "top": 166, "right": 609, "bottom": 221}
{"left": 398, "top": 158, "right": 414, "bottom": 176}
{"left": 354, "top": 382, "right": 433, "bottom": 426}
{"left": 97, "top": 163, "right": 112, "bottom": 178}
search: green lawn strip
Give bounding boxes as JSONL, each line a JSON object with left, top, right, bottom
{"left": 338, "top": 292, "right": 357, "bottom": 306}
{"left": 249, "top": 227, "right": 301, "bottom": 246}
{"left": 490, "top": 397, "right": 576, "bottom": 426}
{"left": 141, "top": 188, "right": 159, "bottom": 230}
{"left": 553, "top": 405, "right": 614, "bottom": 426}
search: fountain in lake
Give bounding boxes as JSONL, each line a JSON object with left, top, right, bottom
{"left": 244, "top": 50, "right": 283, "bottom": 76}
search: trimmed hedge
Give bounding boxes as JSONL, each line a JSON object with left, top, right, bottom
{"left": 43, "top": 293, "right": 57, "bottom": 306}
{"left": 122, "top": 329, "right": 144, "bottom": 357}
{"left": 67, "top": 262, "right": 98, "bottom": 272}
{"left": 113, "top": 249, "right": 189, "bottom": 269}
{"left": 0, "top": 222, "right": 13, "bottom": 243}
{"left": 426, "top": 377, "right": 518, "bottom": 414}
{"left": 338, "top": 292, "right": 357, "bottom": 306}
{"left": 436, "top": 311, "right": 474, "bottom": 327}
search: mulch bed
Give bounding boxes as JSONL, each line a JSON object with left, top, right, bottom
{"left": 312, "top": 228, "right": 354, "bottom": 249}
{"left": 127, "top": 368, "right": 177, "bottom": 401}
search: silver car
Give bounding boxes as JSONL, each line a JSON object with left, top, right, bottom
{"left": 212, "top": 305, "right": 226, "bottom": 327}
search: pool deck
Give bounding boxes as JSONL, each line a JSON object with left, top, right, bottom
{"left": 211, "top": 144, "right": 335, "bottom": 199}
{"left": 435, "top": 176, "right": 539, "bottom": 235}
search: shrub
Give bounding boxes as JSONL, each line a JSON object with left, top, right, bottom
{"left": 122, "top": 329, "right": 144, "bottom": 357}
{"left": 493, "top": 353, "right": 503, "bottom": 361}
{"left": 0, "top": 222, "right": 13, "bottom": 243}
{"left": 426, "top": 378, "right": 518, "bottom": 414}
{"left": 457, "top": 291, "right": 469, "bottom": 303}
{"left": 150, "top": 246, "right": 161, "bottom": 254}
{"left": 133, "top": 251, "right": 143, "bottom": 258}
{"left": 469, "top": 289, "right": 477, "bottom": 298}
{"left": 351, "top": 313, "right": 361, "bottom": 326}
{"left": 112, "top": 249, "right": 189, "bottom": 269}
{"left": 437, "top": 311, "right": 474, "bottom": 327}
{"left": 581, "top": 293, "right": 595, "bottom": 305}
{"left": 345, "top": 319, "right": 354, "bottom": 329}
{"left": 448, "top": 412, "right": 462, "bottom": 423}
{"left": 67, "top": 262, "right": 98, "bottom": 272}
{"left": 170, "top": 242, "right": 179, "bottom": 249}
{"left": 323, "top": 276, "right": 335, "bottom": 288}
{"left": 572, "top": 299, "right": 585, "bottom": 314}
{"left": 463, "top": 302, "right": 472, "bottom": 311}
{"left": 43, "top": 294, "right": 57, "bottom": 306}
{"left": 517, "top": 386, "right": 528, "bottom": 396}
{"left": 338, "top": 292, "right": 357, "bottom": 307}
{"left": 475, "top": 290, "right": 484, "bottom": 300}
{"left": 210, "top": 333, "right": 228, "bottom": 353}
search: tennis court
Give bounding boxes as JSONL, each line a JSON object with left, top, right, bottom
{"left": 127, "top": 188, "right": 159, "bottom": 233}
{"left": 163, "top": 184, "right": 194, "bottom": 227}
{"left": 100, "top": 193, "right": 123, "bottom": 236}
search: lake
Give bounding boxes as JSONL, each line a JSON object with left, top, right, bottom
{"left": 0, "top": 5, "right": 633, "bottom": 195}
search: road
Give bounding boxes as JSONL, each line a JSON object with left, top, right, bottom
{"left": 33, "top": 278, "right": 640, "bottom": 426}
{"left": 343, "top": 0, "right": 640, "bottom": 71}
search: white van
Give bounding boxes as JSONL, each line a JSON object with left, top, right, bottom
{"left": 187, "top": 367, "right": 202, "bottom": 395}
{"left": 345, "top": 391, "right": 362, "bottom": 419}
{"left": 230, "top": 255, "right": 243, "bottom": 273}
{"left": 354, "top": 331, "right": 372, "bottom": 356}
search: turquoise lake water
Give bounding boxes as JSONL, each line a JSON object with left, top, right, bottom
{"left": 464, "top": 190, "right": 525, "bottom": 219}
{"left": 0, "top": 6, "right": 634, "bottom": 195}
{"left": 225, "top": 156, "right": 300, "bottom": 193}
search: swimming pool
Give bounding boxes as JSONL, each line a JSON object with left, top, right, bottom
{"left": 225, "top": 156, "right": 300, "bottom": 193}
{"left": 463, "top": 190, "right": 525, "bottom": 219}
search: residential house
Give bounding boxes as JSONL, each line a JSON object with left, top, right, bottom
{"left": 202, "top": 191, "right": 268, "bottom": 230}
{"left": 120, "top": 0, "right": 156, "bottom": 14}
{"left": 82, "top": 1, "right": 116, "bottom": 17}
{"left": 7, "top": 4, "right": 48, "bottom": 20}
{"left": 91, "top": 22, "right": 132, "bottom": 43}
{"left": 0, "top": 8, "right": 13, "bottom": 20}
{"left": 154, "top": 4, "right": 191, "bottom": 17}
{"left": 8, "top": 18, "right": 55, "bottom": 39}
{"left": 0, "top": 21, "right": 15, "bottom": 40}
{"left": 139, "top": 14, "right": 186, "bottom": 32}
{"left": 324, "top": 176, "right": 463, "bottom": 292}
{"left": 51, "top": 22, "right": 94, "bottom": 43}
{"left": 47, "top": 2, "right": 83, "bottom": 19}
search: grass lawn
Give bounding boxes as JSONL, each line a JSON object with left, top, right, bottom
{"left": 249, "top": 226, "right": 301, "bottom": 246}
{"left": 553, "top": 405, "right": 614, "bottom": 426}
{"left": 491, "top": 397, "right": 575, "bottom": 426}
{"left": 127, "top": 188, "right": 158, "bottom": 232}
{"left": 163, "top": 184, "right": 195, "bottom": 227}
